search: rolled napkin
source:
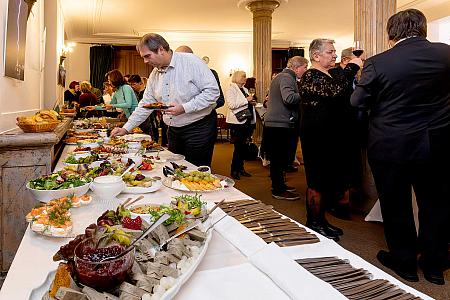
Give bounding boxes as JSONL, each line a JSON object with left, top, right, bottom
{"left": 249, "top": 243, "right": 347, "bottom": 300}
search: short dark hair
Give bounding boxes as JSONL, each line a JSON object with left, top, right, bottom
{"left": 128, "top": 74, "right": 142, "bottom": 84}
{"left": 69, "top": 81, "right": 79, "bottom": 89}
{"left": 107, "top": 69, "right": 125, "bottom": 88}
{"left": 387, "top": 9, "right": 427, "bottom": 42}
{"left": 136, "top": 33, "right": 170, "bottom": 53}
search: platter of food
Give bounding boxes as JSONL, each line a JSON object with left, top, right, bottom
{"left": 143, "top": 102, "right": 171, "bottom": 110}
{"left": 30, "top": 198, "right": 213, "bottom": 300}
{"left": 163, "top": 170, "right": 234, "bottom": 192}
{"left": 26, "top": 195, "right": 92, "bottom": 238}
{"left": 122, "top": 172, "right": 162, "bottom": 193}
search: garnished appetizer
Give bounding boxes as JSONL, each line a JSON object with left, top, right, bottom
{"left": 122, "top": 171, "right": 154, "bottom": 187}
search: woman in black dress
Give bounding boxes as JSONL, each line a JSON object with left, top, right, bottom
{"left": 299, "top": 39, "right": 362, "bottom": 240}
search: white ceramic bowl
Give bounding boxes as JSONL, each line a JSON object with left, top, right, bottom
{"left": 26, "top": 181, "right": 91, "bottom": 203}
{"left": 129, "top": 204, "right": 161, "bottom": 223}
{"left": 89, "top": 175, "right": 125, "bottom": 200}
{"left": 121, "top": 153, "right": 143, "bottom": 167}
{"left": 127, "top": 141, "right": 141, "bottom": 149}
{"left": 73, "top": 151, "right": 91, "bottom": 159}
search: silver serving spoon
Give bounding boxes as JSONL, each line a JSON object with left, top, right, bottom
{"left": 120, "top": 162, "right": 135, "bottom": 178}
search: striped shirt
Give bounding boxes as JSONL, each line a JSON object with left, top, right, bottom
{"left": 123, "top": 52, "right": 219, "bottom": 131}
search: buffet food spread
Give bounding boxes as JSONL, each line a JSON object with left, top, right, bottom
{"left": 0, "top": 119, "right": 433, "bottom": 300}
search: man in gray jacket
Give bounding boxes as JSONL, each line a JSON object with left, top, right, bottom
{"left": 265, "top": 56, "right": 308, "bottom": 200}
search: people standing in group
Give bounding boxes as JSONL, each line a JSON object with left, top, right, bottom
{"left": 265, "top": 56, "right": 308, "bottom": 201}
{"left": 299, "top": 39, "right": 362, "bottom": 241}
{"left": 110, "top": 34, "right": 220, "bottom": 167}
{"left": 226, "top": 70, "right": 256, "bottom": 180}
{"left": 64, "top": 81, "right": 81, "bottom": 107}
{"left": 105, "top": 69, "right": 138, "bottom": 119}
{"left": 351, "top": 9, "right": 450, "bottom": 285}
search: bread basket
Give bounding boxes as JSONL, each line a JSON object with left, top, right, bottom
{"left": 17, "top": 120, "right": 59, "bottom": 133}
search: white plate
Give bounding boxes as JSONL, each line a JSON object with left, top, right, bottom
{"left": 122, "top": 133, "right": 152, "bottom": 141}
{"left": 122, "top": 180, "right": 162, "bottom": 193}
{"left": 29, "top": 218, "right": 213, "bottom": 300}
{"left": 162, "top": 174, "right": 234, "bottom": 192}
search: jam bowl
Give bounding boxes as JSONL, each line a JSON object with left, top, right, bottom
{"left": 74, "top": 238, "right": 134, "bottom": 291}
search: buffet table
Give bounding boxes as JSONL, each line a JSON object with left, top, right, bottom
{"left": 0, "top": 146, "right": 433, "bottom": 299}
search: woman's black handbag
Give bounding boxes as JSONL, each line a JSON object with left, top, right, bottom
{"left": 234, "top": 107, "right": 252, "bottom": 122}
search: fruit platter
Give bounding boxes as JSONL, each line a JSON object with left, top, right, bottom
{"left": 26, "top": 194, "right": 92, "bottom": 238}
{"left": 163, "top": 169, "right": 234, "bottom": 192}
{"left": 31, "top": 198, "right": 213, "bottom": 300}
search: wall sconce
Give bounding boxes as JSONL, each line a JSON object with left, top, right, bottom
{"left": 60, "top": 42, "right": 76, "bottom": 65}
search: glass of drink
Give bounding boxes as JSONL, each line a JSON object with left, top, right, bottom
{"left": 352, "top": 41, "right": 364, "bottom": 57}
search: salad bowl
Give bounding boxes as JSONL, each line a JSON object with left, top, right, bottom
{"left": 26, "top": 175, "right": 91, "bottom": 203}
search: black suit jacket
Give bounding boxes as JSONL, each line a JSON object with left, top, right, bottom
{"left": 350, "top": 37, "right": 450, "bottom": 161}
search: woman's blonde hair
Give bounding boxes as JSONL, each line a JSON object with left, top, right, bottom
{"left": 80, "top": 81, "right": 92, "bottom": 93}
{"left": 231, "top": 70, "right": 246, "bottom": 84}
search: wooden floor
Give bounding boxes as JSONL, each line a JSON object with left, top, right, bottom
{"left": 211, "top": 142, "right": 449, "bottom": 300}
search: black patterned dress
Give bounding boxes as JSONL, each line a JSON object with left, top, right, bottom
{"left": 299, "top": 64, "right": 359, "bottom": 195}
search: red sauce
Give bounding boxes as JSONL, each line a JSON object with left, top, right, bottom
{"left": 75, "top": 245, "right": 133, "bottom": 291}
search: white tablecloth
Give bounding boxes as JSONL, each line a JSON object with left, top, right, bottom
{"left": 0, "top": 146, "right": 432, "bottom": 300}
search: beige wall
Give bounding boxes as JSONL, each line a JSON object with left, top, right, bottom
{"left": 64, "top": 43, "right": 90, "bottom": 88}
{"left": 43, "top": 0, "right": 65, "bottom": 109}
{"left": 0, "top": 0, "right": 44, "bottom": 133}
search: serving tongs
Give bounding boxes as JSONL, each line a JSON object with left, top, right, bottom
{"left": 96, "top": 213, "right": 170, "bottom": 263}
{"left": 158, "top": 204, "right": 234, "bottom": 251}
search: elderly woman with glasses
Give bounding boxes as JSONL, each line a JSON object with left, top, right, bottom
{"left": 298, "top": 38, "right": 362, "bottom": 241}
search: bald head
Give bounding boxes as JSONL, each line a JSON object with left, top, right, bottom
{"left": 175, "top": 45, "right": 194, "bottom": 53}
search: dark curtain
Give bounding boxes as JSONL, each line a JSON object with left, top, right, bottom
{"left": 90, "top": 45, "right": 114, "bottom": 89}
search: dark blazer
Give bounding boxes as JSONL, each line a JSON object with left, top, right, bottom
{"left": 350, "top": 37, "right": 450, "bottom": 161}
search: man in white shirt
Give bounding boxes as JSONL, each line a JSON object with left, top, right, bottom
{"left": 111, "top": 33, "right": 220, "bottom": 166}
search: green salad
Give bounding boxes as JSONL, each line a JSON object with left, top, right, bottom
{"left": 64, "top": 155, "right": 97, "bottom": 164}
{"left": 28, "top": 173, "right": 90, "bottom": 190}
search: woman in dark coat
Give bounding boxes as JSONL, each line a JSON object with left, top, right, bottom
{"left": 299, "top": 38, "right": 362, "bottom": 241}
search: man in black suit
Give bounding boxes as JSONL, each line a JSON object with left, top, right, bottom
{"left": 351, "top": 9, "right": 450, "bottom": 285}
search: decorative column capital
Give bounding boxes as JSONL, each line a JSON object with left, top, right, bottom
{"left": 238, "top": 0, "right": 282, "bottom": 16}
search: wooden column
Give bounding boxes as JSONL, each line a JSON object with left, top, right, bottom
{"left": 354, "top": 0, "right": 396, "bottom": 58}
{"left": 246, "top": 0, "right": 280, "bottom": 102}
{"left": 245, "top": 0, "right": 280, "bottom": 144}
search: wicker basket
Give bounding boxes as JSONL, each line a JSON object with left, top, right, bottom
{"left": 17, "top": 121, "right": 59, "bottom": 133}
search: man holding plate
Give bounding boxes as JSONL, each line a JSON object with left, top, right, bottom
{"left": 111, "top": 33, "right": 220, "bottom": 167}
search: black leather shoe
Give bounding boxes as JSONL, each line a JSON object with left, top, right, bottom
{"left": 377, "top": 250, "right": 419, "bottom": 282}
{"left": 285, "top": 165, "right": 298, "bottom": 173}
{"left": 328, "top": 203, "right": 352, "bottom": 220}
{"left": 230, "top": 171, "right": 240, "bottom": 180}
{"left": 306, "top": 221, "right": 340, "bottom": 242}
{"left": 419, "top": 258, "right": 445, "bottom": 285}
{"left": 322, "top": 219, "right": 343, "bottom": 236}
{"left": 240, "top": 170, "right": 251, "bottom": 177}
{"left": 284, "top": 185, "right": 297, "bottom": 192}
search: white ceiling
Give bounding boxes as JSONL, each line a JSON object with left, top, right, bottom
{"left": 61, "top": 0, "right": 450, "bottom": 46}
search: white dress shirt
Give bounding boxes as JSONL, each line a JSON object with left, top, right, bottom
{"left": 123, "top": 52, "right": 219, "bottom": 131}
